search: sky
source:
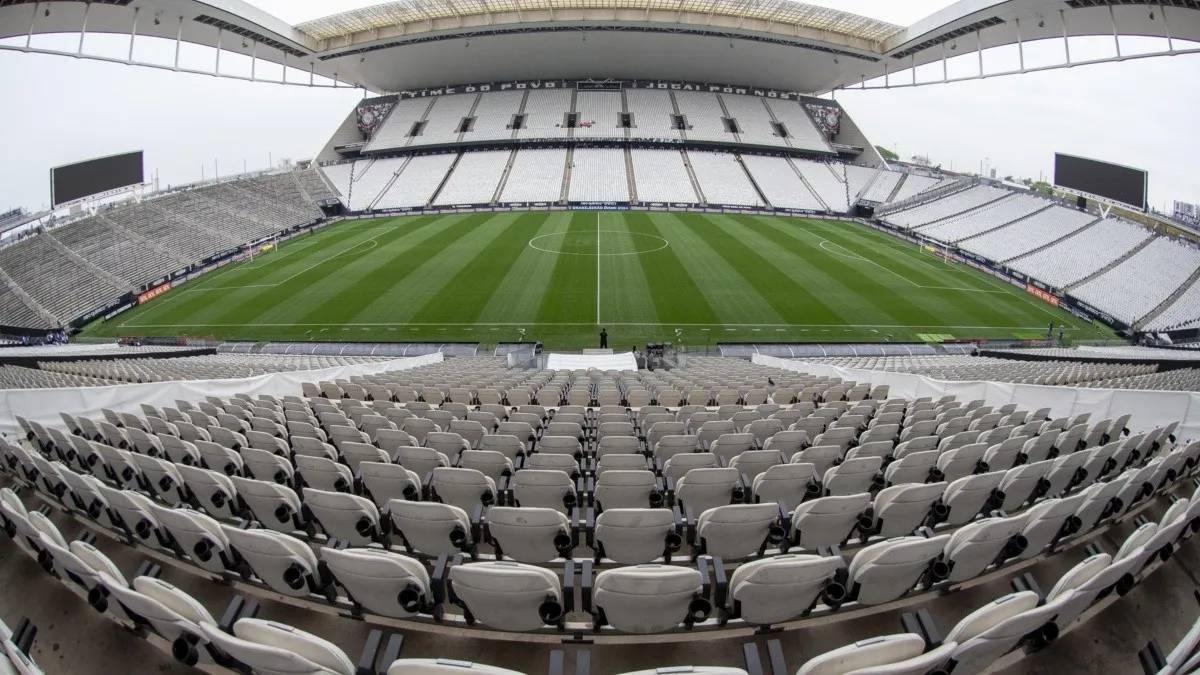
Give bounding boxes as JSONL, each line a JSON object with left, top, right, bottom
{"left": 0, "top": 0, "right": 1196, "bottom": 213}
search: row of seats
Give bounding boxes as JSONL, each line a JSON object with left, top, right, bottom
{"left": 38, "top": 353, "right": 389, "bottom": 385}
{"left": 361, "top": 88, "right": 831, "bottom": 154}
{"left": 800, "top": 354, "right": 1158, "bottom": 386}
{"left": 4, "top": 425, "right": 1195, "bottom": 642}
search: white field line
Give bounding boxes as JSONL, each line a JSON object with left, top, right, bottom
{"left": 596, "top": 212, "right": 601, "bottom": 325}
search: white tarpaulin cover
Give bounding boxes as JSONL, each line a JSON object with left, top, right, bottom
{"left": 754, "top": 355, "right": 1200, "bottom": 441}
{"left": 546, "top": 352, "right": 638, "bottom": 371}
{"left": 0, "top": 353, "right": 443, "bottom": 438}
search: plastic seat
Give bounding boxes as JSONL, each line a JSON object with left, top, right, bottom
{"left": 942, "top": 515, "right": 1027, "bottom": 583}
{"left": 510, "top": 469, "right": 577, "bottom": 513}
{"left": 485, "top": 506, "right": 573, "bottom": 563}
{"left": 594, "top": 470, "right": 662, "bottom": 510}
{"left": 752, "top": 463, "right": 818, "bottom": 510}
{"left": 726, "top": 554, "right": 847, "bottom": 624}
{"left": 796, "top": 633, "right": 955, "bottom": 675}
{"left": 944, "top": 591, "right": 1054, "bottom": 675}
{"left": 790, "top": 493, "right": 871, "bottom": 550}
{"left": 449, "top": 561, "right": 564, "bottom": 631}
{"left": 221, "top": 525, "right": 321, "bottom": 597}
{"left": 941, "top": 471, "right": 1005, "bottom": 526}
{"left": 676, "top": 467, "right": 741, "bottom": 515}
{"left": 594, "top": 508, "right": 681, "bottom": 564}
{"left": 388, "top": 500, "right": 473, "bottom": 556}
{"left": 870, "top": 482, "right": 947, "bottom": 539}
{"left": 695, "top": 503, "right": 784, "bottom": 560}
{"left": 822, "top": 457, "right": 883, "bottom": 496}
{"left": 321, "top": 547, "right": 431, "bottom": 618}
{"left": 199, "top": 618, "right": 355, "bottom": 675}
{"left": 231, "top": 476, "right": 304, "bottom": 533}
{"left": 152, "top": 504, "right": 232, "bottom": 575}
{"left": 593, "top": 565, "right": 707, "bottom": 633}
{"left": 429, "top": 467, "right": 496, "bottom": 511}
{"left": 303, "top": 488, "right": 382, "bottom": 545}
{"left": 847, "top": 535, "right": 950, "bottom": 605}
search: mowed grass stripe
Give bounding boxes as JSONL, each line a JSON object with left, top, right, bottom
{"left": 536, "top": 212, "right": 596, "bottom": 324}
{"left": 624, "top": 211, "right": 719, "bottom": 325}
{"left": 790, "top": 219, "right": 1023, "bottom": 327}
{"left": 224, "top": 215, "right": 450, "bottom": 326}
{"left": 304, "top": 213, "right": 498, "bottom": 325}
{"left": 410, "top": 212, "right": 550, "bottom": 323}
{"left": 598, "top": 214, "right": 658, "bottom": 324}
{"left": 476, "top": 212, "right": 573, "bottom": 325}
{"left": 682, "top": 213, "right": 843, "bottom": 323}
{"left": 125, "top": 220, "right": 415, "bottom": 327}
{"left": 655, "top": 214, "right": 782, "bottom": 325}
{"left": 737, "top": 215, "right": 938, "bottom": 327}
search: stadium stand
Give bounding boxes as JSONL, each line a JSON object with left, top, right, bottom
{"left": 0, "top": 364, "right": 116, "bottom": 388}
{"left": 883, "top": 184, "right": 1010, "bottom": 230}
{"left": 497, "top": 148, "right": 567, "bottom": 204}
{"left": 363, "top": 97, "right": 434, "bottom": 152}
{"left": 626, "top": 89, "right": 680, "bottom": 140}
{"left": 916, "top": 192, "right": 1050, "bottom": 244}
{"left": 519, "top": 89, "right": 572, "bottom": 139}
{"left": 1007, "top": 217, "right": 1154, "bottom": 290}
{"left": 567, "top": 148, "right": 629, "bottom": 203}
{"left": 741, "top": 155, "right": 825, "bottom": 211}
{"left": 1071, "top": 238, "right": 1200, "bottom": 325}
{"left": 860, "top": 168, "right": 903, "bottom": 203}
{"left": 36, "top": 353, "right": 391, "bottom": 383}
{"left": 719, "top": 92, "right": 779, "bottom": 147}
{"left": 764, "top": 98, "right": 831, "bottom": 154}
{"left": 461, "top": 90, "right": 523, "bottom": 143}
{"left": 573, "top": 91, "right": 625, "bottom": 139}
{"left": 432, "top": 150, "right": 510, "bottom": 206}
{"left": 674, "top": 91, "right": 731, "bottom": 144}
{"left": 1145, "top": 279, "right": 1200, "bottom": 331}
{"left": 792, "top": 159, "right": 848, "bottom": 211}
{"left": 887, "top": 173, "right": 944, "bottom": 203}
{"left": 958, "top": 205, "right": 1097, "bottom": 262}
{"left": 630, "top": 149, "right": 699, "bottom": 204}
{"left": 0, "top": 169, "right": 327, "bottom": 328}
{"left": 797, "top": 355, "right": 1157, "bottom": 386}
{"left": 376, "top": 154, "right": 460, "bottom": 210}
{"left": 414, "top": 93, "right": 478, "bottom": 146}
{"left": 687, "top": 151, "right": 763, "bottom": 207}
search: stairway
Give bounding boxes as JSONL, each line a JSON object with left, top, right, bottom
{"left": 885, "top": 174, "right": 908, "bottom": 203}
{"left": 1065, "top": 233, "right": 1157, "bottom": 292}
{"left": 786, "top": 158, "right": 829, "bottom": 211}
{"left": 1003, "top": 216, "right": 1103, "bottom": 265}
{"left": 560, "top": 147, "right": 574, "bottom": 204}
{"left": 680, "top": 149, "right": 707, "bottom": 205}
{"left": 511, "top": 91, "right": 529, "bottom": 140}
{"left": 1137, "top": 265, "right": 1200, "bottom": 329}
{"left": 41, "top": 230, "right": 133, "bottom": 292}
{"left": 736, "top": 153, "right": 771, "bottom": 209}
{"left": 455, "top": 93, "right": 483, "bottom": 144}
{"left": 0, "top": 265, "right": 58, "bottom": 327}
{"left": 490, "top": 149, "right": 520, "bottom": 205}
{"left": 624, "top": 148, "right": 639, "bottom": 203}
{"left": 425, "top": 152, "right": 463, "bottom": 208}
{"left": 369, "top": 156, "right": 414, "bottom": 211}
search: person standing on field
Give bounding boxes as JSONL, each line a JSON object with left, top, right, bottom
{"left": 599, "top": 328, "right": 608, "bottom": 349}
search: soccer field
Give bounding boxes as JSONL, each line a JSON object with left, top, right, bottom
{"left": 83, "top": 211, "right": 1115, "bottom": 349}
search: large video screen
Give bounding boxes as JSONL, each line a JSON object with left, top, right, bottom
{"left": 51, "top": 151, "right": 144, "bottom": 207}
{"left": 1054, "top": 153, "right": 1147, "bottom": 210}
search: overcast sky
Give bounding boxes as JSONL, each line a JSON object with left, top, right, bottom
{"left": 0, "top": 0, "right": 1196, "bottom": 212}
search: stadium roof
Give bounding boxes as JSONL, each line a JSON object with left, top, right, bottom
{"left": 1, "top": 1, "right": 1197, "bottom": 94}
{"left": 294, "top": 0, "right": 904, "bottom": 44}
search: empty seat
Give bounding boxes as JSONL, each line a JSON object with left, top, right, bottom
{"left": 485, "top": 506, "right": 573, "bottom": 563}
{"left": 790, "top": 493, "right": 870, "bottom": 550}
{"left": 594, "top": 508, "right": 681, "bottom": 564}
{"left": 199, "top": 618, "right": 355, "bottom": 675}
{"left": 388, "top": 500, "right": 473, "bottom": 556}
{"left": 848, "top": 535, "right": 950, "bottom": 605}
{"left": 593, "top": 565, "right": 707, "bottom": 633}
{"left": 796, "top": 633, "right": 955, "bottom": 675}
{"left": 222, "top": 525, "right": 321, "bottom": 597}
{"left": 449, "top": 561, "right": 564, "bottom": 631}
{"left": 725, "top": 554, "right": 847, "bottom": 624}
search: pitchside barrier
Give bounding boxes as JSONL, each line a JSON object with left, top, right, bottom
{"left": 755, "top": 354, "right": 1200, "bottom": 440}
{"left": 0, "top": 353, "right": 443, "bottom": 438}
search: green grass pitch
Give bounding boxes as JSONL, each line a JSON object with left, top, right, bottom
{"left": 82, "top": 211, "right": 1115, "bottom": 349}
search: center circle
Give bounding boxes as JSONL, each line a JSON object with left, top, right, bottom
{"left": 528, "top": 230, "right": 670, "bottom": 256}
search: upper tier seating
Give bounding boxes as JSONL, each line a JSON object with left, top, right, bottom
{"left": 519, "top": 89, "right": 572, "bottom": 140}
{"left": 799, "top": 354, "right": 1158, "bottom": 386}
{"left": 460, "top": 90, "right": 523, "bottom": 143}
{"left": 626, "top": 89, "right": 680, "bottom": 141}
{"left": 567, "top": 149, "right": 629, "bottom": 203}
{"left": 687, "top": 152, "right": 762, "bottom": 207}
{"left": 884, "top": 185, "right": 1010, "bottom": 230}
{"left": 764, "top": 98, "right": 830, "bottom": 153}
{"left": 415, "top": 93, "right": 478, "bottom": 146}
{"left": 1071, "top": 237, "right": 1200, "bottom": 325}
{"left": 37, "top": 353, "right": 389, "bottom": 384}
{"left": 674, "top": 91, "right": 731, "bottom": 144}
{"left": 631, "top": 149, "right": 698, "bottom": 204}
{"left": 363, "top": 97, "right": 434, "bottom": 152}
{"left": 1008, "top": 217, "right": 1154, "bottom": 290}
{"left": 719, "top": 93, "right": 779, "bottom": 147}
{"left": 574, "top": 92, "right": 625, "bottom": 139}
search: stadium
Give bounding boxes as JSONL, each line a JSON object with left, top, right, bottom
{"left": 0, "top": 0, "right": 1200, "bottom": 674}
